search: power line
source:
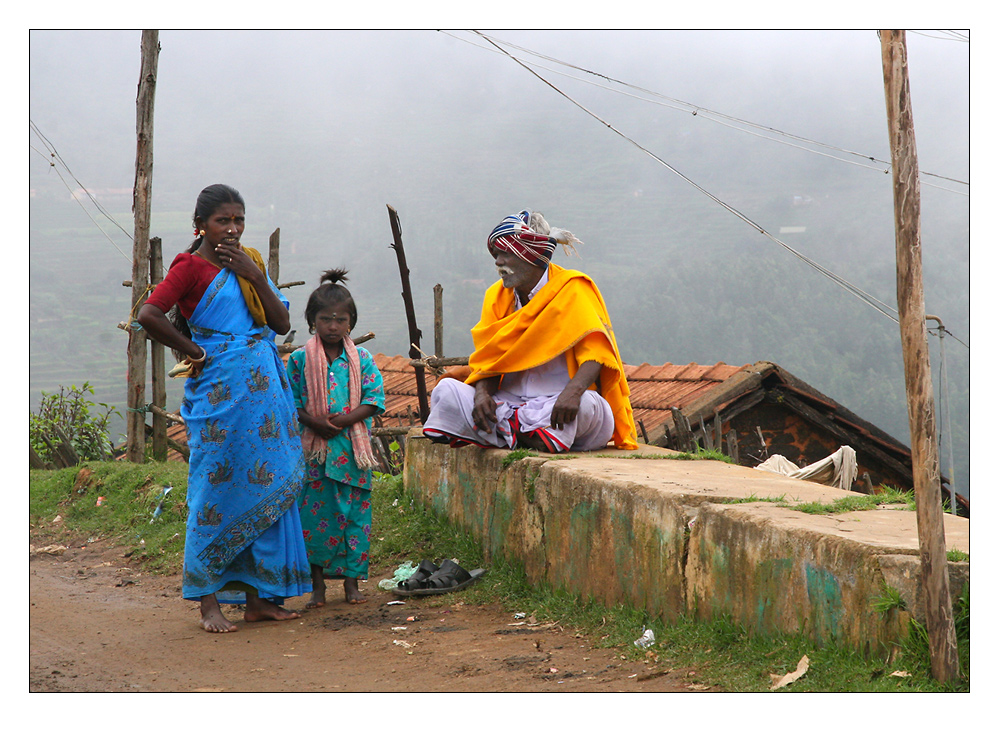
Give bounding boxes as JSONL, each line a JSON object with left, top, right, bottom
{"left": 29, "top": 136, "right": 134, "bottom": 266}
{"left": 31, "top": 121, "right": 171, "bottom": 280}
{"left": 472, "top": 31, "right": 969, "bottom": 349}
{"left": 28, "top": 119, "right": 138, "bottom": 245}
{"left": 908, "top": 30, "right": 969, "bottom": 43}
{"left": 448, "top": 31, "right": 968, "bottom": 195}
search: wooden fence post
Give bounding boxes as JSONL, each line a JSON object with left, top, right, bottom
{"left": 149, "top": 236, "right": 167, "bottom": 460}
{"left": 268, "top": 227, "right": 280, "bottom": 284}
{"left": 433, "top": 283, "right": 444, "bottom": 359}
{"left": 386, "top": 205, "right": 429, "bottom": 421}
{"left": 880, "top": 29, "right": 959, "bottom": 684}
{"left": 670, "top": 407, "right": 694, "bottom": 453}
{"left": 725, "top": 429, "right": 739, "bottom": 463}
{"left": 126, "top": 29, "right": 159, "bottom": 463}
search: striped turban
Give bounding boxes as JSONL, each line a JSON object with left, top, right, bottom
{"left": 487, "top": 209, "right": 583, "bottom": 268}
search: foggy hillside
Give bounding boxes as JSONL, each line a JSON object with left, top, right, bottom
{"left": 28, "top": 30, "right": 970, "bottom": 497}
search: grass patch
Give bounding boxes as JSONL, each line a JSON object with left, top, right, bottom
{"left": 782, "top": 486, "right": 914, "bottom": 515}
{"left": 872, "top": 582, "right": 907, "bottom": 614}
{"left": 500, "top": 449, "right": 537, "bottom": 468}
{"left": 722, "top": 493, "right": 789, "bottom": 505}
{"left": 596, "top": 447, "right": 734, "bottom": 463}
{"left": 30, "top": 461, "right": 191, "bottom": 573}
{"left": 947, "top": 549, "right": 969, "bottom": 562}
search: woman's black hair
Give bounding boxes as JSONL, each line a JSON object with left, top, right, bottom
{"left": 305, "top": 268, "right": 358, "bottom": 333}
{"left": 167, "top": 184, "right": 246, "bottom": 358}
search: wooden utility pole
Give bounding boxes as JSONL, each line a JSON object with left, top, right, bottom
{"left": 880, "top": 29, "right": 959, "bottom": 683}
{"left": 126, "top": 30, "right": 160, "bottom": 462}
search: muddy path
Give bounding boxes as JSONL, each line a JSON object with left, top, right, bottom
{"left": 29, "top": 535, "right": 705, "bottom": 693}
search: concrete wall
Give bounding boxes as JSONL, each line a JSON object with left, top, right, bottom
{"left": 404, "top": 435, "right": 969, "bottom": 653}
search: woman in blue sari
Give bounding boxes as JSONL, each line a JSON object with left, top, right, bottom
{"left": 138, "top": 184, "right": 311, "bottom": 633}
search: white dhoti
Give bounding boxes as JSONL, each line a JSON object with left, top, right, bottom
{"left": 422, "top": 357, "right": 615, "bottom": 452}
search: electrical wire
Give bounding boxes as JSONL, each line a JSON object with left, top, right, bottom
{"left": 447, "top": 31, "right": 968, "bottom": 195}
{"left": 908, "top": 30, "right": 969, "bottom": 43}
{"left": 30, "top": 120, "right": 172, "bottom": 281}
{"left": 30, "top": 120, "right": 136, "bottom": 242}
{"left": 30, "top": 140, "right": 134, "bottom": 265}
{"left": 472, "top": 31, "right": 969, "bottom": 348}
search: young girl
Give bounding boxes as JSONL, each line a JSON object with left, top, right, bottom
{"left": 286, "top": 269, "right": 385, "bottom": 607}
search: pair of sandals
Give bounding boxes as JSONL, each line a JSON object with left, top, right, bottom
{"left": 391, "top": 558, "right": 485, "bottom": 597}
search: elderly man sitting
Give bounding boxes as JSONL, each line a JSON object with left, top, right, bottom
{"left": 423, "top": 210, "right": 637, "bottom": 452}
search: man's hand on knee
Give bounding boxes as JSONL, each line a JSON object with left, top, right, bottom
{"left": 472, "top": 381, "right": 500, "bottom": 432}
{"left": 550, "top": 388, "right": 582, "bottom": 429}
{"left": 551, "top": 361, "right": 603, "bottom": 429}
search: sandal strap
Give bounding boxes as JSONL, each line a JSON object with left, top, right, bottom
{"left": 397, "top": 559, "right": 440, "bottom": 589}
{"left": 423, "top": 559, "right": 471, "bottom": 589}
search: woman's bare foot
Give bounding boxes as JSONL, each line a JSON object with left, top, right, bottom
{"left": 344, "top": 577, "right": 367, "bottom": 605}
{"left": 244, "top": 593, "right": 302, "bottom": 623}
{"left": 305, "top": 564, "right": 327, "bottom": 609}
{"left": 200, "top": 594, "right": 238, "bottom": 633}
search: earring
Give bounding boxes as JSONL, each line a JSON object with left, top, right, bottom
{"left": 198, "top": 230, "right": 206, "bottom": 237}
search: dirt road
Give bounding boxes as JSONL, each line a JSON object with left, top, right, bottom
{"left": 29, "top": 536, "right": 702, "bottom": 693}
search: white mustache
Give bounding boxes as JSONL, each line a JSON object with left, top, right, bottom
{"left": 497, "top": 266, "right": 515, "bottom": 277}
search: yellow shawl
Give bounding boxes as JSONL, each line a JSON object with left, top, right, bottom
{"left": 238, "top": 246, "right": 269, "bottom": 328}
{"left": 467, "top": 263, "right": 637, "bottom": 450}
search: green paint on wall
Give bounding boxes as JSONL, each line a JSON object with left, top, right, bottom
{"left": 429, "top": 467, "right": 452, "bottom": 514}
{"left": 458, "top": 470, "right": 479, "bottom": 522}
{"left": 754, "top": 558, "right": 794, "bottom": 631}
{"left": 565, "top": 501, "right": 600, "bottom": 585}
{"left": 489, "top": 490, "right": 514, "bottom": 550}
{"left": 805, "top": 563, "right": 844, "bottom": 643}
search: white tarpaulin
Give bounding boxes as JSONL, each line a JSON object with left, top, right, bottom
{"left": 754, "top": 446, "right": 858, "bottom": 490}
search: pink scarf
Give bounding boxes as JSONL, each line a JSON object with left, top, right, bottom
{"left": 302, "top": 333, "right": 379, "bottom": 470}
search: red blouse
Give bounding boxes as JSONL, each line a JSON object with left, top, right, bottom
{"left": 145, "top": 253, "right": 223, "bottom": 320}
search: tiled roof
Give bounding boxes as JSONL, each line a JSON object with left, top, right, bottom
{"left": 373, "top": 353, "right": 440, "bottom": 425}
{"left": 622, "top": 361, "right": 744, "bottom": 438}
{"left": 164, "top": 421, "right": 188, "bottom": 462}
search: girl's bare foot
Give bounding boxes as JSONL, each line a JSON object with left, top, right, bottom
{"left": 305, "top": 564, "right": 326, "bottom": 609}
{"left": 200, "top": 594, "right": 238, "bottom": 633}
{"left": 344, "top": 577, "right": 367, "bottom": 605}
{"left": 244, "top": 594, "right": 301, "bottom": 622}
{"left": 305, "top": 591, "right": 326, "bottom": 609}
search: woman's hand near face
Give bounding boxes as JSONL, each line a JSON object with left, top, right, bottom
{"left": 213, "top": 240, "right": 290, "bottom": 334}
{"left": 215, "top": 240, "right": 262, "bottom": 282}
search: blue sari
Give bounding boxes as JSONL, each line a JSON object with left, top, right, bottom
{"left": 180, "top": 267, "right": 311, "bottom": 604}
